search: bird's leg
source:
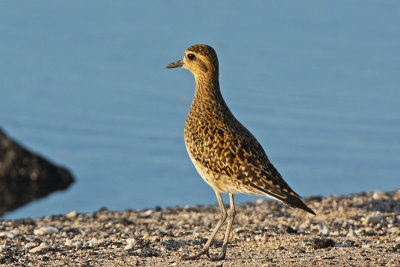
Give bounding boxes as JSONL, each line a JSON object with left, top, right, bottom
{"left": 182, "top": 191, "right": 227, "bottom": 260}
{"left": 210, "top": 193, "right": 235, "bottom": 261}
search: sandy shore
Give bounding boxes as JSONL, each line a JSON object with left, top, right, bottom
{"left": 1, "top": 190, "right": 400, "bottom": 266}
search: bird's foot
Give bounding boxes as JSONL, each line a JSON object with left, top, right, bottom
{"left": 181, "top": 248, "right": 209, "bottom": 260}
{"left": 208, "top": 250, "right": 226, "bottom": 261}
{"left": 182, "top": 249, "right": 226, "bottom": 261}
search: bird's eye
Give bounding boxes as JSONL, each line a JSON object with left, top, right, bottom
{"left": 187, "top": 53, "right": 196, "bottom": 60}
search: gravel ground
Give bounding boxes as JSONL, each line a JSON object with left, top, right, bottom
{"left": 1, "top": 190, "right": 400, "bottom": 266}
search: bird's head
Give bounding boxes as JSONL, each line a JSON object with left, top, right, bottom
{"left": 166, "top": 44, "right": 219, "bottom": 78}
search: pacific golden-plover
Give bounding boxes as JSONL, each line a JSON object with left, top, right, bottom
{"left": 166, "top": 44, "right": 315, "bottom": 261}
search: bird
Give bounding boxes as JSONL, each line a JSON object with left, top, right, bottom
{"left": 166, "top": 44, "right": 315, "bottom": 261}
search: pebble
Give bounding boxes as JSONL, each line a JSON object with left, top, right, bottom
{"left": 372, "top": 190, "right": 387, "bottom": 200}
{"left": 29, "top": 242, "right": 51, "bottom": 253}
{"left": 347, "top": 230, "right": 359, "bottom": 239}
{"left": 34, "top": 226, "right": 59, "bottom": 235}
{"left": 66, "top": 210, "right": 78, "bottom": 219}
{"left": 0, "top": 229, "right": 20, "bottom": 238}
{"left": 331, "top": 231, "right": 340, "bottom": 236}
{"left": 65, "top": 239, "right": 83, "bottom": 248}
{"left": 87, "top": 237, "right": 99, "bottom": 247}
{"left": 143, "top": 234, "right": 150, "bottom": 239}
{"left": 124, "top": 238, "right": 137, "bottom": 250}
{"left": 143, "top": 209, "right": 153, "bottom": 216}
{"left": 367, "top": 215, "right": 383, "bottom": 224}
{"left": 25, "top": 242, "right": 38, "bottom": 249}
{"left": 254, "top": 235, "right": 264, "bottom": 242}
{"left": 362, "top": 244, "right": 372, "bottom": 249}
{"left": 312, "top": 238, "right": 335, "bottom": 249}
{"left": 149, "top": 236, "right": 159, "bottom": 242}
{"left": 256, "top": 199, "right": 264, "bottom": 205}
{"left": 321, "top": 225, "right": 330, "bottom": 236}
{"left": 124, "top": 243, "right": 134, "bottom": 250}
{"left": 285, "top": 226, "right": 297, "bottom": 234}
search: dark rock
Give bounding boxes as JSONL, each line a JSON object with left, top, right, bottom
{"left": 391, "top": 243, "right": 400, "bottom": 252}
{"left": 312, "top": 238, "right": 335, "bottom": 249}
{"left": 344, "top": 240, "right": 356, "bottom": 247}
{"left": 0, "top": 128, "right": 74, "bottom": 216}
{"left": 154, "top": 206, "right": 162, "bottom": 212}
{"left": 284, "top": 226, "right": 298, "bottom": 234}
{"left": 131, "top": 247, "right": 158, "bottom": 257}
{"left": 120, "top": 218, "right": 135, "bottom": 226}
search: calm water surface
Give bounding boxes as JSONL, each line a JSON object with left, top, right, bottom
{"left": 1, "top": 1, "right": 399, "bottom": 219}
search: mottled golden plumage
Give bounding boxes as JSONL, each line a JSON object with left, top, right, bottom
{"left": 167, "top": 44, "right": 315, "bottom": 261}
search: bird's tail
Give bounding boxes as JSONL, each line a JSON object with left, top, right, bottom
{"left": 282, "top": 194, "right": 316, "bottom": 215}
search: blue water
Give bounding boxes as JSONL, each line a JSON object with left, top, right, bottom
{"left": 1, "top": 1, "right": 399, "bottom": 219}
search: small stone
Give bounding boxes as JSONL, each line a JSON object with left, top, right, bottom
{"left": 389, "top": 227, "right": 400, "bottom": 234}
{"left": 235, "top": 227, "right": 246, "bottom": 234}
{"left": 29, "top": 242, "right": 51, "bottom": 253}
{"left": 331, "top": 231, "right": 340, "bottom": 236}
{"left": 65, "top": 239, "right": 83, "bottom": 247}
{"left": 154, "top": 206, "right": 162, "bottom": 212}
{"left": 10, "top": 229, "right": 20, "bottom": 238}
{"left": 124, "top": 238, "right": 137, "bottom": 250}
{"left": 254, "top": 235, "right": 264, "bottom": 242}
{"left": 256, "top": 199, "right": 264, "bottom": 205}
{"left": 149, "top": 236, "right": 159, "bottom": 242}
{"left": 312, "top": 238, "right": 335, "bottom": 249}
{"left": 344, "top": 240, "right": 356, "bottom": 247}
{"left": 34, "top": 226, "right": 59, "bottom": 235}
{"left": 135, "top": 247, "right": 158, "bottom": 257}
{"left": 98, "top": 206, "right": 108, "bottom": 212}
{"left": 367, "top": 215, "right": 382, "bottom": 224}
{"left": 24, "top": 242, "right": 38, "bottom": 249}
{"left": 127, "top": 238, "right": 137, "bottom": 245}
{"left": 392, "top": 243, "right": 400, "bottom": 252}
{"left": 393, "top": 190, "right": 400, "bottom": 200}
{"left": 143, "top": 234, "right": 150, "bottom": 240}
{"left": 284, "top": 226, "right": 297, "bottom": 234}
{"left": 321, "top": 225, "right": 330, "bottom": 236}
{"left": 87, "top": 237, "right": 99, "bottom": 247}
{"left": 66, "top": 211, "right": 78, "bottom": 219}
{"left": 372, "top": 190, "right": 387, "bottom": 200}
{"left": 347, "top": 230, "right": 359, "bottom": 239}
{"left": 143, "top": 210, "right": 153, "bottom": 216}
{"left": 181, "top": 213, "right": 190, "bottom": 220}
{"left": 0, "top": 229, "right": 20, "bottom": 238}
{"left": 124, "top": 243, "right": 134, "bottom": 250}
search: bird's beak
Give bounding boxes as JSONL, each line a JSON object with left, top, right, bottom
{"left": 166, "top": 59, "right": 183, "bottom": 69}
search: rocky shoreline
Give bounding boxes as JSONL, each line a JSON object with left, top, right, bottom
{"left": 0, "top": 128, "right": 74, "bottom": 216}
{"left": 1, "top": 190, "right": 399, "bottom": 266}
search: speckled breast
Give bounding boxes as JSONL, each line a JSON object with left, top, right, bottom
{"left": 184, "top": 116, "right": 254, "bottom": 195}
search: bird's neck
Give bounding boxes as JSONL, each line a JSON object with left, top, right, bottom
{"left": 189, "top": 73, "right": 231, "bottom": 120}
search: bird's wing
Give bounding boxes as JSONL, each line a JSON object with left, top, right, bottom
{"left": 187, "top": 122, "right": 314, "bottom": 214}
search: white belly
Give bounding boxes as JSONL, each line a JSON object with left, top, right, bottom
{"left": 186, "top": 149, "right": 255, "bottom": 195}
